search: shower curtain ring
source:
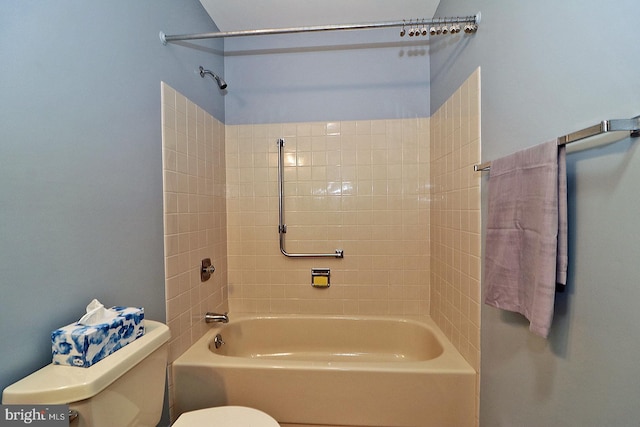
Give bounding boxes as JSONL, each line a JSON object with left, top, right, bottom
{"left": 421, "top": 20, "right": 428, "bottom": 36}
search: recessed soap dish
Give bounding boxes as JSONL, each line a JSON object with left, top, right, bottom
{"left": 311, "top": 268, "right": 330, "bottom": 288}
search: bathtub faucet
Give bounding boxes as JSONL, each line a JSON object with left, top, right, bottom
{"left": 205, "top": 312, "right": 229, "bottom": 323}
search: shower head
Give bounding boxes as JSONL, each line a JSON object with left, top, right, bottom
{"left": 199, "top": 66, "right": 227, "bottom": 90}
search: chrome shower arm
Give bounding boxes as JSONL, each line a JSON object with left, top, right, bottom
{"left": 199, "top": 66, "right": 227, "bottom": 90}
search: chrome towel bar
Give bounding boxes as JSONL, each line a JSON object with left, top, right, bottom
{"left": 474, "top": 115, "right": 640, "bottom": 172}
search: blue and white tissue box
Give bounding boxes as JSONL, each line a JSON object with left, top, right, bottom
{"left": 51, "top": 307, "right": 145, "bottom": 367}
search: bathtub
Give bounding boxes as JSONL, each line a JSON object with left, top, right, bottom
{"left": 172, "top": 314, "right": 475, "bottom": 427}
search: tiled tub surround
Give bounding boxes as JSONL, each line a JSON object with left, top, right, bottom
{"left": 161, "top": 83, "right": 228, "bottom": 414}
{"left": 161, "top": 74, "right": 481, "bottom": 424}
{"left": 430, "top": 68, "right": 482, "bottom": 421}
{"left": 225, "top": 118, "right": 431, "bottom": 316}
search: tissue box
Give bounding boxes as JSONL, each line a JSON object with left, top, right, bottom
{"left": 51, "top": 307, "right": 145, "bottom": 367}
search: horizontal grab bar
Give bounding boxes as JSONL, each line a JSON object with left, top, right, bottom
{"left": 277, "top": 139, "right": 344, "bottom": 259}
{"left": 279, "top": 232, "right": 344, "bottom": 258}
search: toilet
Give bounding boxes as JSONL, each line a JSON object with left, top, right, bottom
{"left": 2, "top": 320, "right": 279, "bottom": 427}
{"left": 172, "top": 406, "right": 279, "bottom": 427}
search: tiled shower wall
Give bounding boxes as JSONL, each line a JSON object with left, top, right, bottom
{"left": 160, "top": 82, "right": 228, "bottom": 366}
{"left": 225, "top": 119, "right": 431, "bottom": 315}
{"left": 430, "top": 68, "right": 482, "bottom": 419}
{"left": 161, "top": 75, "right": 481, "bottom": 422}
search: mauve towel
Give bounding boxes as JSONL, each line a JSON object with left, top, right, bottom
{"left": 484, "top": 140, "right": 568, "bottom": 338}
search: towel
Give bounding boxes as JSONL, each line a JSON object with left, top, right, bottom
{"left": 484, "top": 140, "right": 568, "bottom": 338}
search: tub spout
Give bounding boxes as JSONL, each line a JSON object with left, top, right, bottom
{"left": 205, "top": 312, "right": 229, "bottom": 323}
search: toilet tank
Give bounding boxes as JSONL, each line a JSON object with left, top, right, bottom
{"left": 2, "top": 320, "right": 170, "bottom": 427}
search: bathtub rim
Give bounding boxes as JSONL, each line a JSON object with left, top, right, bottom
{"left": 173, "top": 313, "right": 475, "bottom": 375}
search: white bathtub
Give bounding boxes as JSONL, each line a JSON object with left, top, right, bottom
{"left": 172, "top": 314, "right": 475, "bottom": 427}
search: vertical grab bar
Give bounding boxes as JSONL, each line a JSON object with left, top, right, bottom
{"left": 277, "top": 139, "right": 344, "bottom": 258}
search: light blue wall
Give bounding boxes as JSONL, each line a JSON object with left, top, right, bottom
{"left": 0, "top": 1, "right": 222, "bottom": 408}
{"left": 224, "top": 28, "right": 430, "bottom": 124}
{"left": 431, "top": 1, "right": 640, "bottom": 425}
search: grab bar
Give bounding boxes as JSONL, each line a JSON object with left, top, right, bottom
{"left": 277, "top": 139, "right": 344, "bottom": 258}
{"left": 474, "top": 115, "right": 640, "bottom": 171}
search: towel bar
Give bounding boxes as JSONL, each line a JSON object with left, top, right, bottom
{"left": 474, "top": 115, "right": 640, "bottom": 172}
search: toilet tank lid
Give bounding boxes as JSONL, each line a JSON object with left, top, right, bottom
{"left": 2, "top": 320, "right": 170, "bottom": 405}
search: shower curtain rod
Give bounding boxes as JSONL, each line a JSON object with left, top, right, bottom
{"left": 160, "top": 13, "right": 480, "bottom": 44}
{"left": 474, "top": 115, "right": 640, "bottom": 172}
